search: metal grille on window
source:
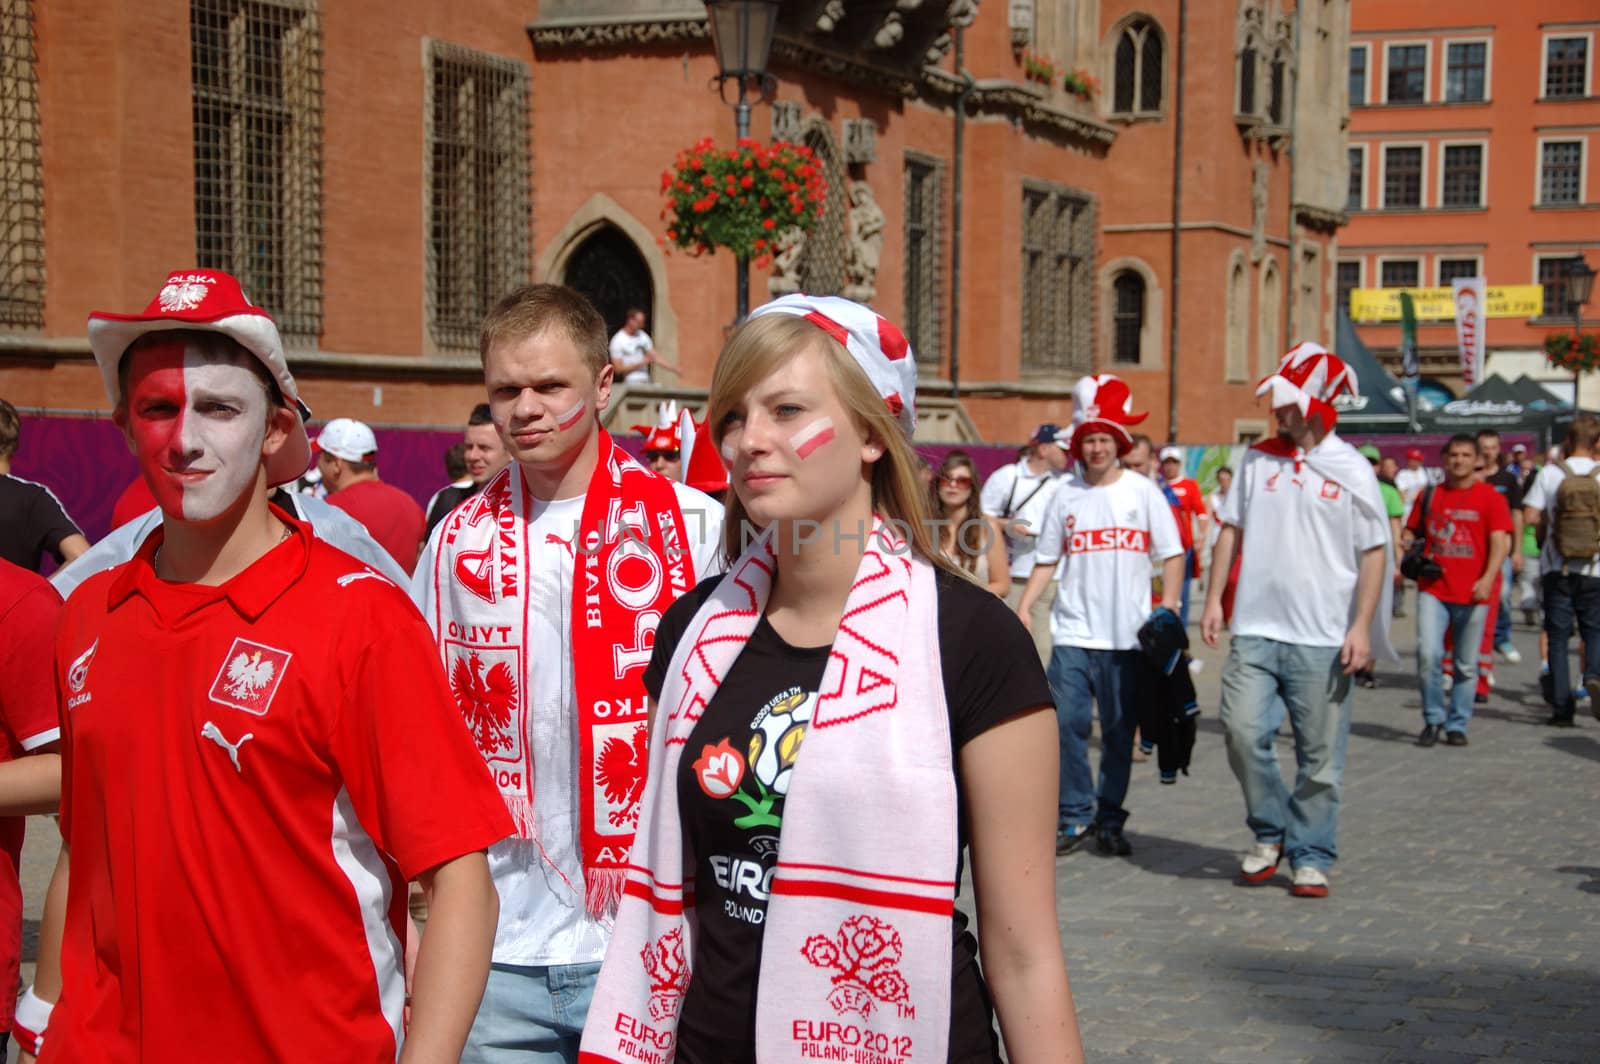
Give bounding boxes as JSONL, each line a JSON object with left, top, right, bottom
{"left": 1545, "top": 38, "right": 1587, "bottom": 98}
{"left": 1540, "top": 142, "right": 1581, "bottom": 205}
{"left": 799, "top": 126, "right": 847, "bottom": 296}
{"left": 1438, "top": 259, "right": 1478, "bottom": 286}
{"left": 1441, "top": 145, "right": 1481, "bottom": 208}
{"left": 1380, "top": 260, "right": 1419, "bottom": 289}
{"left": 1020, "top": 183, "right": 1094, "bottom": 376}
{"left": 1384, "top": 146, "right": 1421, "bottom": 208}
{"left": 903, "top": 155, "right": 942, "bottom": 368}
{"left": 1336, "top": 262, "right": 1361, "bottom": 311}
{"left": 0, "top": 0, "right": 42, "bottom": 327}
{"left": 1540, "top": 259, "right": 1577, "bottom": 320}
{"left": 1112, "top": 272, "right": 1144, "bottom": 364}
{"left": 426, "top": 42, "right": 530, "bottom": 350}
{"left": 192, "top": 0, "right": 323, "bottom": 342}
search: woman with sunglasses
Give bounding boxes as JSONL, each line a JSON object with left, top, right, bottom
{"left": 931, "top": 450, "right": 1011, "bottom": 596}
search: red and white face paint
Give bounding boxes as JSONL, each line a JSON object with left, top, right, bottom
{"left": 122, "top": 343, "right": 270, "bottom": 522}
{"left": 555, "top": 400, "right": 587, "bottom": 431}
{"left": 788, "top": 416, "right": 835, "bottom": 459}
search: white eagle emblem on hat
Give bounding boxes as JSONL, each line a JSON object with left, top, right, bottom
{"left": 158, "top": 277, "right": 211, "bottom": 312}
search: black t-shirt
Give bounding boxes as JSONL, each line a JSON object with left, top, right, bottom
{"left": 643, "top": 567, "right": 1052, "bottom": 1064}
{"left": 1487, "top": 466, "right": 1523, "bottom": 515}
{"left": 424, "top": 483, "right": 479, "bottom": 538}
{"left": 0, "top": 474, "right": 82, "bottom": 572}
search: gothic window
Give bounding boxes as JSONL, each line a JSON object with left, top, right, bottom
{"left": 1258, "top": 258, "right": 1281, "bottom": 376}
{"left": 1238, "top": 43, "right": 1258, "bottom": 116}
{"left": 799, "top": 125, "right": 847, "bottom": 296}
{"left": 1225, "top": 255, "right": 1249, "bottom": 381}
{"left": 903, "top": 153, "right": 943, "bottom": 368}
{"left": 1111, "top": 271, "right": 1145, "bottom": 364}
{"left": 0, "top": 0, "right": 43, "bottom": 327}
{"left": 562, "top": 226, "right": 651, "bottom": 340}
{"left": 1267, "top": 49, "right": 1287, "bottom": 124}
{"left": 1112, "top": 17, "right": 1164, "bottom": 116}
{"left": 1020, "top": 182, "right": 1096, "bottom": 376}
{"left": 192, "top": 0, "right": 323, "bottom": 341}
{"left": 425, "top": 42, "right": 529, "bottom": 350}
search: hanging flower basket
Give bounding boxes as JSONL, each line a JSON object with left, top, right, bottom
{"left": 1545, "top": 332, "right": 1600, "bottom": 374}
{"left": 1062, "top": 69, "right": 1099, "bottom": 101}
{"left": 1021, "top": 50, "right": 1058, "bottom": 85}
{"left": 659, "top": 137, "right": 827, "bottom": 266}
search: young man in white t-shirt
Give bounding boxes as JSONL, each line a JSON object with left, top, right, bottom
{"left": 1201, "top": 343, "right": 1393, "bottom": 900}
{"left": 1523, "top": 413, "right": 1600, "bottom": 727}
{"left": 1017, "top": 376, "right": 1182, "bottom": 858}
{"left": 981, "top": 424, "right": 1066, "bottom": 661}
{"left": 414, "top": 286, "right": 723, "bottom": 1062}
{"left": 607, "top": 307, "right": 678, "bottom": 384}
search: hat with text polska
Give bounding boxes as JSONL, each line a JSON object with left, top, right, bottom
{"left": 87, "top": 269, "right": 312, "bottom": 487}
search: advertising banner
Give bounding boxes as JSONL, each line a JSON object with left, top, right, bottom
{"left": 1452, "top": 276, "right": 1487, "bottom": 386}
{"left": 1349, "top": 284, "right": 1543, "bottom": 322}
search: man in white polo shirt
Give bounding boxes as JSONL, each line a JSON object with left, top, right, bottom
{"left": 1202, "top": 343, "right": 1394, "bottom": 900}
{"left": 1018, "top": 375, "right": 1183, "bottom": 858}
{"left": 982, "top": 423, "right": 1068, "bottom": 661}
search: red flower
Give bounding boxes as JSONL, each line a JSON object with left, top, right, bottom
{"left": 740, "top": 174, "right": 754, "bottom": 190}
{"left": 691, "top": 739, "right": 745, "bottom": 799}
{"left": 762, "top": 217, "right": 776, "bottom": 230}
{"left": 700, "top": 174, "right": 714, "bottom": 188}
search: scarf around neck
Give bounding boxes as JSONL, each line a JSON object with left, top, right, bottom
{"left": 420, "top": 430, "right": 694, "bottom": 915}
{"left": 580, "top": 521, "right": 957, "bottom": 1064}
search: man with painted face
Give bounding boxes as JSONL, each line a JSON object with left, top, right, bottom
{"left": 412, "top": 284, "right": 724, "bottom": 1063}
{"left": 21, "top": 270, "right": 511, "bottom": 1064}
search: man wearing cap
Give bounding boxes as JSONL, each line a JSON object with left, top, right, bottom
{"left": 314, "top": 417, "right": 426, "bottom": 573}
{"left": 412, "top": 284, "right": 723, "bottom": 1062}
{"left": 1202, "top": 342, "right": 1395, "bottom": 900}
{"left": 1018, "top": 374, "right": 1183, "bottom": 858}
{"left": 424, "top": 404, "right": 511, "bottom": 540}
{"left": 1158, "top": 446, "right": 1207, "bottom": 625}
{"left": 22, "top": 269, "right": 511, "bottom": 1063}
{"left": 982, "top": 423, "right": 1068, "bottom": 661}
{"left": 1396, "top": 448, "right": 1430, "bottom": 514}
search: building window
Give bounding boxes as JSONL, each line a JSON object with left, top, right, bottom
{"left": 191, "top": 0, "right": 323, "bottom": 342}
{"left": 1111, "top": 271, "right": 1145, "bottom": 364}
{"left": 0, "top": 0, "right": 43, "bottom": 328}
{"left": 1336, "top": 260, "right": 1362, "bottom": 311}
{"left": 1347, "top": 147, "right": 1363, "bottom": 210}
{"left": 1539, "top": 256, "right": 1581, "bottom": 320}
{"left": 1540, "top": 141, "right": 1583, "bottom": 205}
{"left": 1258, "top": 258, "right": 1282, "bottom": 376}
{"left": 1545, "top": 37, "right": 1588, "bottom": 99}
{"left": 1238, "top": 43, "right": 1257, "bottom": 116}
{"left": 1438, "top": 258, "right": 1479, "bottom": 285}
{"left": 426, "top": 42, "right": 530, "bottom": 350}
{"left": 1441, "top": 144, "right": 1483, "bottom": 207}
{"left": 1267, "top": 49, "right": 1287, "bottom": 124}
{"left": 1445, "top": 41, "right": 1487, "bottom": 102}
{"left": 1112, "top": 18, "right": 1164, "bottom": 115}
{"left": 1383, "top": 146, "right": 1423, "bottom": 208}
{"left": 1020, "top": 183, "right": 1096, "bottom": 376}
{"left": 902, "top": 154, "right": 943, "bottom": 368}
{"left": 1226, "top": 256, "right": 1249, "bottom": 380}
{"left": 1380, "top": 259, "right": 1420, "bottom": 288}
{"left": 799, "top": 124, "right": 848, "bottom": 296}
{"left": 1385, "top": 44, "right": 1427, "bottom": 103}
{"left": 1349, "top": 45, "right": 1367, "bottom": 106}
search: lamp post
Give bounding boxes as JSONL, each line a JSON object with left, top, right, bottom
{"left": 1565, "top": 255, "right": 1595, "bottom": 406}
{"left": 705, "top": 0, "right": 781, "bottom": 323}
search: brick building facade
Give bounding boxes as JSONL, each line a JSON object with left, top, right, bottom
{"left": 1, "top": 0, "right": 1351, "bottom": 446}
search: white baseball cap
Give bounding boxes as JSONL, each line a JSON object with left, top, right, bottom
{"left": 314, "top": 418, "right": 378, "bottom": 463}
{"left": 1159, "top": 445, "right": 1183, "bottom": 462}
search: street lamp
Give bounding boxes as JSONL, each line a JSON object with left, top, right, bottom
{"left": 706, "top": 0, "right": 780, "bottom": 321}
{"left": 1566, "top": 255, "right": 1596, "bottom": 407}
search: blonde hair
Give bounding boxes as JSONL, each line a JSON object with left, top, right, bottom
{"left": 707, "top": 313, "right": 959, "bottom": 576}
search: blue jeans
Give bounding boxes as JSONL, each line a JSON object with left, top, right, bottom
{"left": 1494, "top": 557, "right": 1514, "bottom": 646}
{"left": 1541, "top": 571, "right": 1600, "bottom": 717}
{"left": 1219, "top": 635, "right": 1352, "bottom": 871}
{"left": 1047, "top": 645, "right": 1140, "bottom": 832}
{"left": 1416, "top": 591, "right": 1486, "bottom": 733}
{"left": 461, "top": 961, "right": 603, "bottom": 1064}
{"left": 1179, "top": 549, "right": 1193, "bottom": 627}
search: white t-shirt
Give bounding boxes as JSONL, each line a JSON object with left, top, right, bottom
{"left": 1033, "top": 471, "right": 1183, "bottom": 650}
{"left": 979, "top": 459, "right": 1061, "bottom": 578}
{"left": 1394, "top": 467, "right": 1430, "bottom": 511}
{"left": 1523, "top": 457, "right": 1600, "bottom": 578}
{"left": 1221, "top": 442, "right": 1390, "bottom": 647}
{"left": 416, "top": 480, "right": 724, "bottom": 965}
{"left": 609, "top": 328, "right": 654, "bottom": 383}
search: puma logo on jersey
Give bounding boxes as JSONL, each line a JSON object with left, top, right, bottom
{"left": 201, "top": 721, "right": 254, "bottom": 773}
{"left": 336, "top": 570, "right": 389, "bottom": 588}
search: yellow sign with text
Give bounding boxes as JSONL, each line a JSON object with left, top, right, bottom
{"left": 1349, "top": 285, "right": 1544, "bottom": 322}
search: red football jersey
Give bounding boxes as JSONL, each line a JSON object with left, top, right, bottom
{"left": 48, "top": 516, "right": 511, "bottom": 1062}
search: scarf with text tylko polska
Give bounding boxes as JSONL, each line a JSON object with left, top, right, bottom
{"left": 580, "top": 521, "right": 957, "bottom": 1064}
{"left": 420, "top": 430, "right": 692, "bottom": 915}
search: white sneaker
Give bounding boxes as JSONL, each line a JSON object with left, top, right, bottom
{"left": 1497, "top": 643, "right": 1522, "bottom": 664}
{"left": 1238, "top": 841, "right": 1282, "bottom": 884}
{"left": 1290, "top": 865, "right": 1329, "bottom": 898}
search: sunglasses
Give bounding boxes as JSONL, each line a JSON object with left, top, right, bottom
{"left": 645, "top": 450, "right": 680, "bottom": 462}
{"left": 938, "top": 474, "right": 974, "bottom": 487}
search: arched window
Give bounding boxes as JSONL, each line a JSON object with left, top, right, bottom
{"left": 1112, "top": 271, "right": 1145, "bottom": 364}
{"left": 1258, "top": 258, "right": 1282, "bottom": 377}
{"left": 1225, "top": 256, "right": 1249, "bottom": 381}
{"left": 1112, "top": 17, "right": 1164, "bottom": 115}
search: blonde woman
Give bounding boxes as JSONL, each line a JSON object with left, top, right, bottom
{"left": 930, "top": 450, "right": 1011, "bottom": 596}
{"left": 581, "top": 296, "right": 1081, "bottom": 1064}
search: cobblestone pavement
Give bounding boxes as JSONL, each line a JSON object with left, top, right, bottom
{"left": 13, "top": 614, "right": 1597, "bottom": 1062}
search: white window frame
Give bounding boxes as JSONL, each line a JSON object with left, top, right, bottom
{"left": 1540, "top": 30, "right": 1594, "bottom": 99}
{"left": 1381, "top": 39, "right": 1433, "bottom": 105}
{"left": 1434, "top": 254, "right": 1483, "bottom": 286}
{"left": 1347, "top": 142, "right": 1369, "bottom": 210}
{"left": 1381, "top": 140, "right": 1430, "bottom": 209}
{"left": 1349, "top": 42, "right": 1370, "bottom": 106}
{"left": 1376, "top": 254, "right": 1423, "bottom": 290}
{"left": 1436, "top": 138, "right": 1489, "bottom": 209}
{"left": 1441, "top": 36, "right": 1493, "bottom": 102}
{"left": 1536, "top": 135, "right": 1589, "bottom": 206}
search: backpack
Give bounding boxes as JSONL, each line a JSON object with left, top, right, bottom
{"left": 1553, "top": 460, "right": 1600, "bottom": 563}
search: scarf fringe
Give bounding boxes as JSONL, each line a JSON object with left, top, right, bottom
{"left": 585, "top": 868, "right": 626, "bottom": 918}
{"left": 506, "top": 795, "right": 538, "bottom": 840}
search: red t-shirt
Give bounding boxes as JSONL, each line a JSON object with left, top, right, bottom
{"left": 48, "top": 515, "right": 511, "bottom": 1062}
{"left": 327, "top": 479, "right": 426, "bottom": 573}
{"left": 111, "top": 477, "right": 157, "bottom": 530}
{"left": 1404, "top": 480, "right": 1512, "bottom": 605}
{"left": 0, "top": 561, "right": 63, "bottom": 1032}
{"left": 1166, "top": 476, "right": 1207, "bottom": 552}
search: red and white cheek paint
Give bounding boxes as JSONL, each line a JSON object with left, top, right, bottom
{"left": 788, "top": 417, "right": 836, "bottom": 460}
{"left": 555, "top": 400, "right": 587, "bottom": 431}
{"left": 123, "top": 346, "right": 269, "bottom": 522}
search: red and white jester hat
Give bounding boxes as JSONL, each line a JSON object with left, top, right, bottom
{"left": 1255, "top": 341, "right": 1358, "bottom": 431}
{"left": 678, "top": 407, "right": 729, "bottom": 494}
{"left": 86, "top": 269, "right": 313, "bottom": 487}
{"left": 630, "top": 400, "right": 682, "bottom": 453}
{"left": 1062, "top": 373, "right": 1147, "bottom": 458}
{"left": 746, "top": 294, "right": 918, "bottom": 437}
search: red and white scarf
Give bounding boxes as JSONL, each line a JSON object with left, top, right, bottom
{"left": 420, "top": 431, "right": 693, "bottom": 915}
{"left": 580, "top": 522, "right": 957, "bottom": 1064}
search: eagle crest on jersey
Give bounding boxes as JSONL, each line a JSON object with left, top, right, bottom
{"left": 225, "top": 652, "right": 276, "bottom": 699}
{"left": 207, "top": 638, "right": 292, "bottom": 717}
{"left": 450, "top": 651, "right": 518, "bottom": 755}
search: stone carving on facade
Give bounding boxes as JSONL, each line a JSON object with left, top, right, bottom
{"left": 843, "top": 118, "right": 877, "bottom": 164}
{"left": 769, "top": 226, "right": 807, "bottom": 296}
{"left": 1250, "top": 161, "right": 1269, "bottom": 264}
{"left": 948, "top": 0, "right": 980, "bottom": 28}
{"left": 843, "top": 181, "right": 886, "bottom": 303}
{"left": 816, "top": 1, "right": 846, "bottom": 33}
{"left": 773, "top": 101, "right": 804, "bottom": 143}
{"left": 874, "top": 12, "right": 905, "bottom": 49}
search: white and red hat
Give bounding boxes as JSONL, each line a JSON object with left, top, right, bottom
{"left": 87, "top": 268, "right": 312, "bottom": 486}
{"left": 746, "top": 294, "right": 917, "bottom": 437}
{"left": 1062, "top": 373, "right": 1148, "bottom": 457}
{"left": 1255, "top": 341, "right": 1357, "bottom": 431}
{"left": 678, "top": 407, "right": 728, "bottom": 495}
{"left": 313, "top": 418, "right": 378, "bottom": 464}
{"left": 630, "top": 400, "right": 682, "bottom": 454}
